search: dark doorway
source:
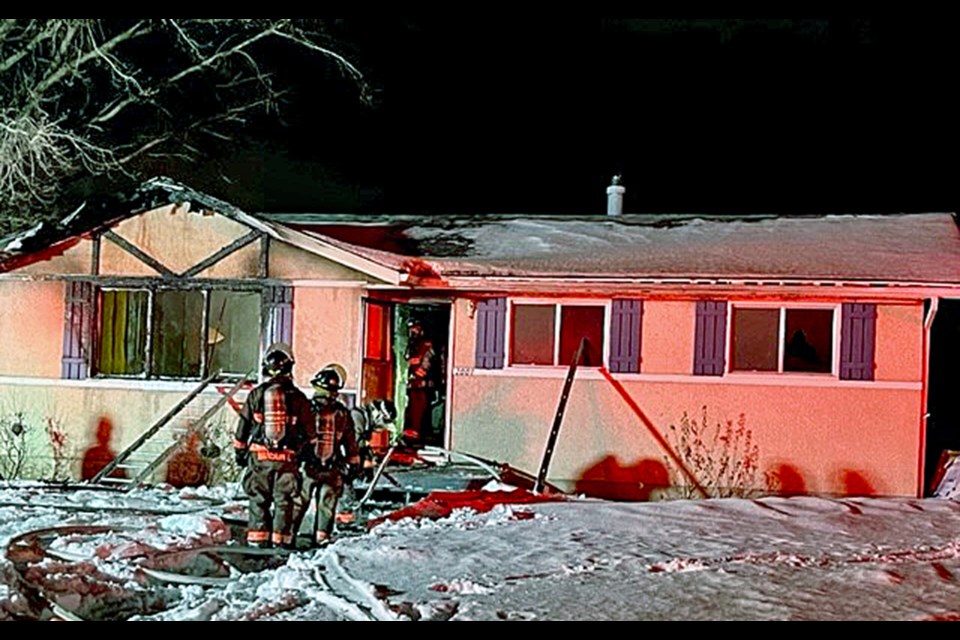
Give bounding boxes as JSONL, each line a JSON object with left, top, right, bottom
{"left": 925, "top": 299, "right": 960, "bottom": 494}
{"left": 395, "top": 302, "right": 451, "bottom": 448}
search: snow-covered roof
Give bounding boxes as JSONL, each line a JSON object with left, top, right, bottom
{"left": 266, "top": 212, "right": 960, "bottom": 285}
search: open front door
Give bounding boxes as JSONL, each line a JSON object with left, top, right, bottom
{"left": 360, "top": 299, "right": 395, "bottom": 406}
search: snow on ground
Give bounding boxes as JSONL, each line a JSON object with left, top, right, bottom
{"left": 3, "top": 481, "right": 960, "bottom": 620}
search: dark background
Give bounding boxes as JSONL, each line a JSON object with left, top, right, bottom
{"left": 141, "top": 18, "right": 957, "bottom": 217}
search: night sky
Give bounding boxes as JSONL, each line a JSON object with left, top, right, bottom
{"left": 143, "top": 18, "right": 957, "bottom": 218}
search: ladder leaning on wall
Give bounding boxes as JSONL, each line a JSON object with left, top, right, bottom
{"left": 90, "top": 370, "right": 253, "bottom": 490}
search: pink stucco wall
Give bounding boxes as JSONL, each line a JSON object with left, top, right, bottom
{"left": 291, "top": 287, "right": 363, "bottom": 391}
{"left": 641, "top": 301, "right": 695, "bottom": 374}
{"left": 449, "top": 298, "right": 926, "bottom": 498}
{"left": 0, "top": 280, "right": 65, "bottom": 378}
{"left": 875, "top": 303, "right": 924, "bottom": 381}
{"left": 450, "top": 374, "right": 922, "bottom": 497}
{"left": 0, "top": 381, "right": 239, "bottom": 481}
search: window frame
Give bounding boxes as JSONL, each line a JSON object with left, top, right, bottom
{"left": 95, "top": 285, "right": 260, "bottom": 381}
{"left": 726, "top": 302, "right": 841, "bottom": 377}
{"left": 506, "top": 298, "right": 611, "bottom": 369}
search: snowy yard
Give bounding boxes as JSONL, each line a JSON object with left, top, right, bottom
{"left": 2, "top": 481, "right": 960, "bottom": 621}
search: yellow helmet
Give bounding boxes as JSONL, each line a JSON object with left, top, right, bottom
{"left": 312, "top": 363, "right": 347, "bottom": 392}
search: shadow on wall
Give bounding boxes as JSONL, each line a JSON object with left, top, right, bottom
{"left": 165, "top": 431, "right": 210, "bottom": 488}
{"left": 839, "top": 470, "right": 876, "bottom": 496}
{"left": 80, "top": 416, "right": 125, "bottom": 481}
{"left": 574, "top": 455, "right": 669, "bottom": 501}
{"left": 764, "top": 463, "right": 808, "bottom": 496}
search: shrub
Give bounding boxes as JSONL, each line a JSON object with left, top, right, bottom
{"left": 664, "top": 406, "right": 761, "bottom": 499}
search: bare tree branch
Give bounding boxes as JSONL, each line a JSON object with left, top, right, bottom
{"left": 0, "top": 19, "right": 370, "bottom": 234}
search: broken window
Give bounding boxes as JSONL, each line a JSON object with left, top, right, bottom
{"left": 731, "top": 306, "right": 834, "bottom": 374}
{"left": 207, "top": 291, "right": 261, "bottom": 375}
{"left": 510, "top": 303, "right": 605, "bottom": 367}
{"left": 98, "top": 289, "right": 148, "bottom": 376}
{"left": 784, "top": 309, "right": 833, "bottom": 374}
{"left": 97, "top": 288, "right": 260, "bottom": 379}
{"left": 152, "top": 290, "right": 204, "bottom": 378}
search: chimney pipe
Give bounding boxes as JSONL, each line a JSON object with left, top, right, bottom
{"left": 606, "top": 175, "right": 625, "bottom": 216}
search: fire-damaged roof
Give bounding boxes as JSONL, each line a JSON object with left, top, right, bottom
{"left": 266, "top": 212, "right": 960, "bottom": 285}
{"left": 3, "top": 177, "right": 960, "bottom": 286}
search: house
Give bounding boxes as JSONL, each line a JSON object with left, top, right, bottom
{"left": 1, "top": 176, "right": 959, "bottom": 498}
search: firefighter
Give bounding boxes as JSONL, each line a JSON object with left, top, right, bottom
{"left": 233, "top": 343, "right": 314, "bottom": 549}
{"left": 293, "top": 363, "right": 361, "bottom": 546}
{"left": 404, "top": 318, "right": 439, "bottom": 443}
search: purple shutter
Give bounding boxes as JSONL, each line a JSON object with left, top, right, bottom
{"left": 694, "top": 300, "right": 727, "bottom": 376}
{"left": 263, "top": 285, "right": 294, "bottom": 349}
{"left": 475, "top": 297, "right": 506, "bottom": 369}
{"left": 609, "top": 299, "right": 643, "bottom": 373}
{"left": 61, "top": 281, "right": 96, "bottom": 379}
{"left": 840, "top": 303, "right": 876, "bottom": 381}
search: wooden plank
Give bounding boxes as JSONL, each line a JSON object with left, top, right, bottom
{"left": 840, "top": 303, "right": 853, "bottom": 379}
{"left": 103, "top": 230, "right": 176, "bottom": 278}
{"left": 476, "top": 299, "right": 495, "bottom": 368}
{"left": 862, "top": 304, "right": 876, "bottom": 381}
{"left": 61, "top": 282, "right": 77, "bottom": 379}
{"left": 259, "top": 234, "right": 270, "bottom": 278}
{"left": 91, "top": 234, "right": 100, "bottom": 276}
{"left": 491, "top": 297, "right": 505, "bottom": 369}
{"left": 179, "top": 229, "right": 260, "bottom": 278}
{"left": 609, "top": 299, "right": 625, "bottom": 372}
{"left": 713, "top": 301, "right": 726, "bottom": 374}
{"left": 534, "top": 337, "right": 586, "bottom": 494}
{"left": 90, "top": 370, "right": 221, "bottom": 483}
{"left": 58, "top": 276, "right": 269, "bottom": 290}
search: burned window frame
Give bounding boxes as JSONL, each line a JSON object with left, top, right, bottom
{"left": 95, "top": 285, "right": 261, "bottom": 380}
{"left": 507, "top": 299, "right": 609, "bottom": 368}
{"left": 728, "top": 303, "right": 840, "bottom": 376}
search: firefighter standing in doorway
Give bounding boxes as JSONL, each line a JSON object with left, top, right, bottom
{"left": 292, "top": 363, "right": 361, "bottom": 546}
{"left": 404, "top": 318, "right": 438, "bottom": 443}
{"left": 233, "top": 343, "right": 314, "bottom": 549}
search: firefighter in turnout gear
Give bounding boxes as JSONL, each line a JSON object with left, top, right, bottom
{"left": 404, "top": 318, "right": 439, "bottom": 443}
{"left": 234, "top": 343, "right": 314, "bottom": 549}
{"left": 292, "top": 363, "right": 361, "bottom": 546}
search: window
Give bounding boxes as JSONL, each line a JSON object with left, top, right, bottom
{"left": 731, "top": 306, "right": 834, "bottom": 374}
{"left": 97, "top": 288, "right": 260, "bottom": 379}
{"left": 99, "top": 290, "right": 148, "bottom": 376}
{"left": 510, "top": 302, "right": 605, "bottom": 367}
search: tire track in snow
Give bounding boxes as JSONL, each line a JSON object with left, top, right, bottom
{"left": 647, "top": 539, "right": 960, "bottom": 574}
{"left": 312, "top": 550, "right": 397, "bottom": 621}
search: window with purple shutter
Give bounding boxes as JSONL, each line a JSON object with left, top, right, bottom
{"left": 694, "top": 300, "right": 727, "bottom": 376}
{"left": 840, "top": 303, "right": 876, "bottom": 380}
{"left": 262, "top": 285, "right": 293, "bottom": 350}
{"left": 61, "top": 281, "right": 96, "bottom": 379}
{"left": 609, "top": 299, "right": 643, "bottom": 373}
{"left": 475, "top": 297, "right": 506, "bottom": 369}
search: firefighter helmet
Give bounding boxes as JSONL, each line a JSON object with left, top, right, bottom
{"left": 312, "top": 363, "right": 346, "bottom": 393}
{"left": 261, "top": 342, "right": 294, "bottom": 378}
